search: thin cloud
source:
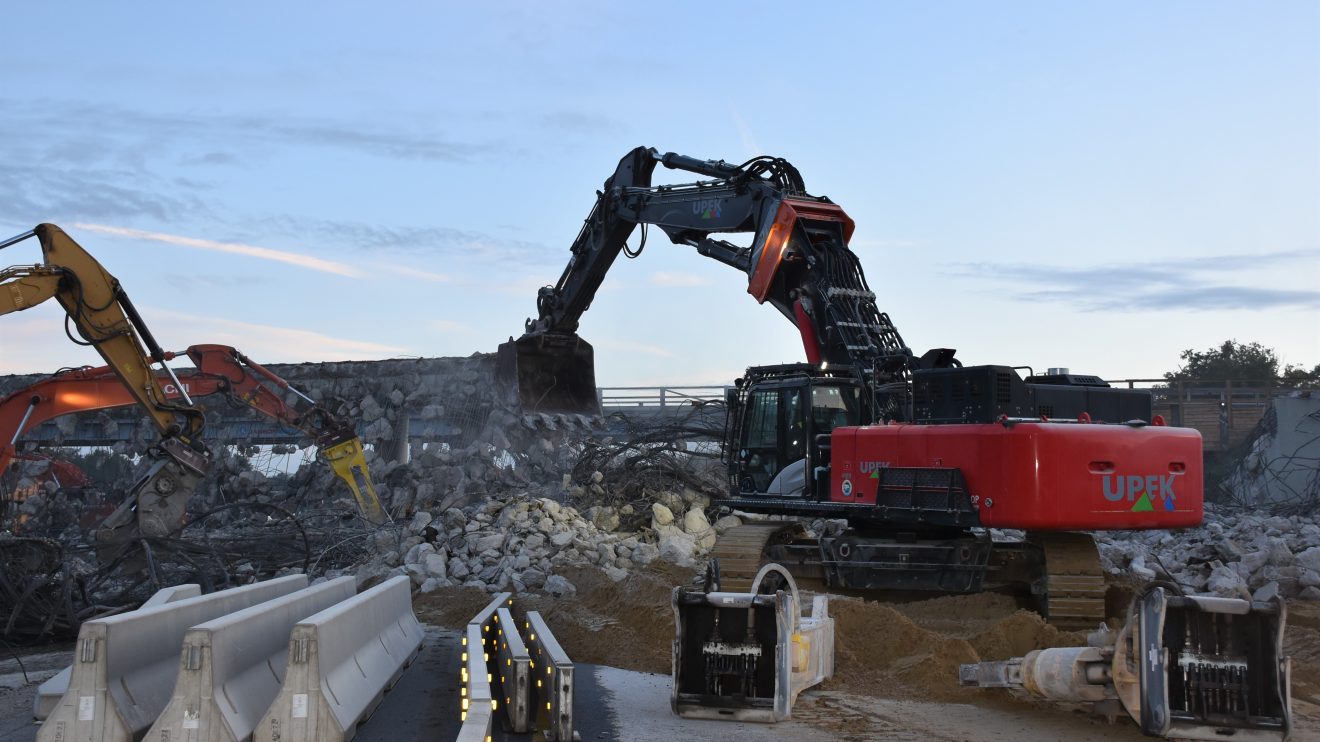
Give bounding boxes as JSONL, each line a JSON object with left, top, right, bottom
{"left": 146, "top": 309, "right": 409, "bottom": 361}
{"left": 71, "top": 223, "right": 364, "bottom": 278}
{"left": 949, "top": 250, "right": 1320, "bottom": 312}
{"left": 594, "top": 338, "right": 672, "bottom": 358}
{"left": 650, "top": 271, "right": 711, "bottom": 288}
{"left": 431, "top": 320, "right": 474, "bottom": 334}
{"left": 1, "top": 98, "right": 497, "bottom": 164}
{"left": 729, "top": 103, "right": 761, "bottom": 159}
{"left": 385, "top": 264, "right": 451, "bottom": 282}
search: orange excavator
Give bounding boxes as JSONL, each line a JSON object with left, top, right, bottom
{"left": 0, "top": 344, "right": 385, "bottom": 528}
{"left": 0, "top": 224, "right": 382, "bottom": 550}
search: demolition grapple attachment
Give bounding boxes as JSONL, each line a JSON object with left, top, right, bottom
{"left": 672, "top": 563, "right": 834, "bottom": 722}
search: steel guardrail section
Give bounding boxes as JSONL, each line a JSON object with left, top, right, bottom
{"left": 254, "top": 575, "right": 425, "bottom": 742}
{"left": 524, "top": 610, "right": 574, "bottom": 742}
{"left": 146, "top": 576, "right": 357, "bottom": 742}
{"left": 457, "top": 622, "right": 493, "bottom": 742}
{"left": 495, "top": 606, "right": 531, "bottom": 732}
{"left": 38, "top": 574, "right": 309, "bottom": 742}
{"left": 457, "top": 592, "right": 510, "bottom": 742}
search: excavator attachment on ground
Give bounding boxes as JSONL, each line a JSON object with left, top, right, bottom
{"left": 960, "top": 585, "right": 1291, "bottom": 740}
{"left": 495, "top": 332, "right": 600, "bottom": 416}
{"left": 672, "top": 563, "right": 834, "bottom": 722}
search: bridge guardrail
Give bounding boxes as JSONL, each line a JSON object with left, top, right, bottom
{"left": 525, "top": 610, "right": 574, "bottom": 741}
{"left": 598, "top": 385, "right": 727, "bottom": 408}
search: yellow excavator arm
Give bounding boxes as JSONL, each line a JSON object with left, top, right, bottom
{"left": 2, "top": 224, "right": 210, "bottom": 545}
{"left": 2, "top": 224, "right": 204, "bottom": 443}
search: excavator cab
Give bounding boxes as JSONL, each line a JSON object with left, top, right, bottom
{"left": 728, "top": 366, "right": 865, "bottom": 499}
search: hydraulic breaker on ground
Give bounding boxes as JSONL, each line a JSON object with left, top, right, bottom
{"left": 960, "top": 585, "right": 1292, "bottom": 740}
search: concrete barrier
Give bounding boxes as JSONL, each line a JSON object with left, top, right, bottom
{"left": 253, "top": 576, "right": 423, "bottom": 742}
{"left": 494, "top": 606, "right": 531, "bottom": 732}
{"left": 34, "top": 583, "right": 202, "bottom": 721}
{"left": 145, "top": 576, "right": 356, "bottom": 742}
{"left": 526, "top": 610, "right": 574, "bottom": 741}
{"left": 38, "top": 574, "right": 308, "bottom": 742}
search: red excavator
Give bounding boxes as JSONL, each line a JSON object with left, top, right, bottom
{"left": 500, "top": 148, "right": 1291, "bottom": 738}
{"left": 0, "top": 343, "right": 384, "bottom": 531}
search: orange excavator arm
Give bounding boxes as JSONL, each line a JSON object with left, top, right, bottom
{"left": 0, "top": 344, "right": 385, "bottom": 523}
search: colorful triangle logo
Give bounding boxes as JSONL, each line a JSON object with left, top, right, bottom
{"left": 1131, "top": 493, "right": 1155, "bottom": 512}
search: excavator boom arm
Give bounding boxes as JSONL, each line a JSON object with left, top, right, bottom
{"left": 502, "top": 147, "right": 915, "bottom": 415}
{"left": 1, "top": 225, "right": 204, "bottom": 443}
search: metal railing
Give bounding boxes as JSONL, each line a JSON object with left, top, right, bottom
{"left": 597, "top": 385, "right": 728, "bottom": 408}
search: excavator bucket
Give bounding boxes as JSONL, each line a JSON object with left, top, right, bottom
{"left": 496, "top": 333, "right": 601, "bottom": 416}
{"left": 322, "top": 437, "right": 386, "bottom": 524}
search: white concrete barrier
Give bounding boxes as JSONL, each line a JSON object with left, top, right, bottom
{"left": 253, "top": 576, "right": 423, "bottom": 742}
{"left": 38, "top": 575, "right": 308, "bottom": 742}
{"left": 145, "top": 577, "right": 356, "bottom": 742}
{"left": 34, "top": 583, "right": 202, "bottom": 721}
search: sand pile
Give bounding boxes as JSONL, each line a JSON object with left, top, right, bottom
{"left": 415, "top": 564, "right": 1085, "bottom": 703}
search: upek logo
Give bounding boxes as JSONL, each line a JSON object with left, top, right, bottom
{"left": 859, "top": 461, "right": 890, "bottom": 479}
{"left": 692, "top": 197, "right": 723, "bottom": 219}
{"left": 1102, "top": 473, "right": 1177, "bottom": 513}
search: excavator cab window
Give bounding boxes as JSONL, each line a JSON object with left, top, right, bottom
{"left": 736, "top": 382, "right": 810, "bottom": 497}
{"left": 812, "top": 384, "right": 861, "bottom": 434}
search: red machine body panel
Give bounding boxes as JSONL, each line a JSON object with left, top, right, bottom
{"left": 830, "top": 422, "right": 1203, "bottom": 531}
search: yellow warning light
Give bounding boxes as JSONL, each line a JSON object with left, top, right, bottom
{"left": 461, "top": 653, "right": 467, "bottom": 662}
{"left": 491, "top": 699, "right": 498, "bottom": 711}
{"left": 462, "top": 637, "right": 467, "bottom": 646}
{"left": 483, "top": 653, "right": 489, "bottom": 662}
{"left": 537, "top": 679, "right": 542, "bottom": 688}
{"left": 460, "top": 711, "right": 466, "bottom": 721}
{"left": 506, "top": 658, "right": 511, "bottom": 667}
{"left": 461, "top": 687, "right": 467, "bottom": 697}
{"left": 546, "top": 702, "right": 552, "bottom": 711}
{"left": 461, "top": 698, "right": 469, "bottom": 711}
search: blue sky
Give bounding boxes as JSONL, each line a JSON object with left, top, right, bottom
{"left": 2, "top": 2, "right": 1316, "bottom": 385}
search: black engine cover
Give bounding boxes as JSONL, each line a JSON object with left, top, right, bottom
{"left": 912, "top": 365, "right": 1153, "bottom": 424}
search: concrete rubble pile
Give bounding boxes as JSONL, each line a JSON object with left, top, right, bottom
{"left": 334, "top": 484, "right": 743, "bottom": 596}
{"left": 1219, "top": 393, "right": 1320, "bottom": 510}
{"left": 1096, "top": 503, "right": 1320, "bottom": 603}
